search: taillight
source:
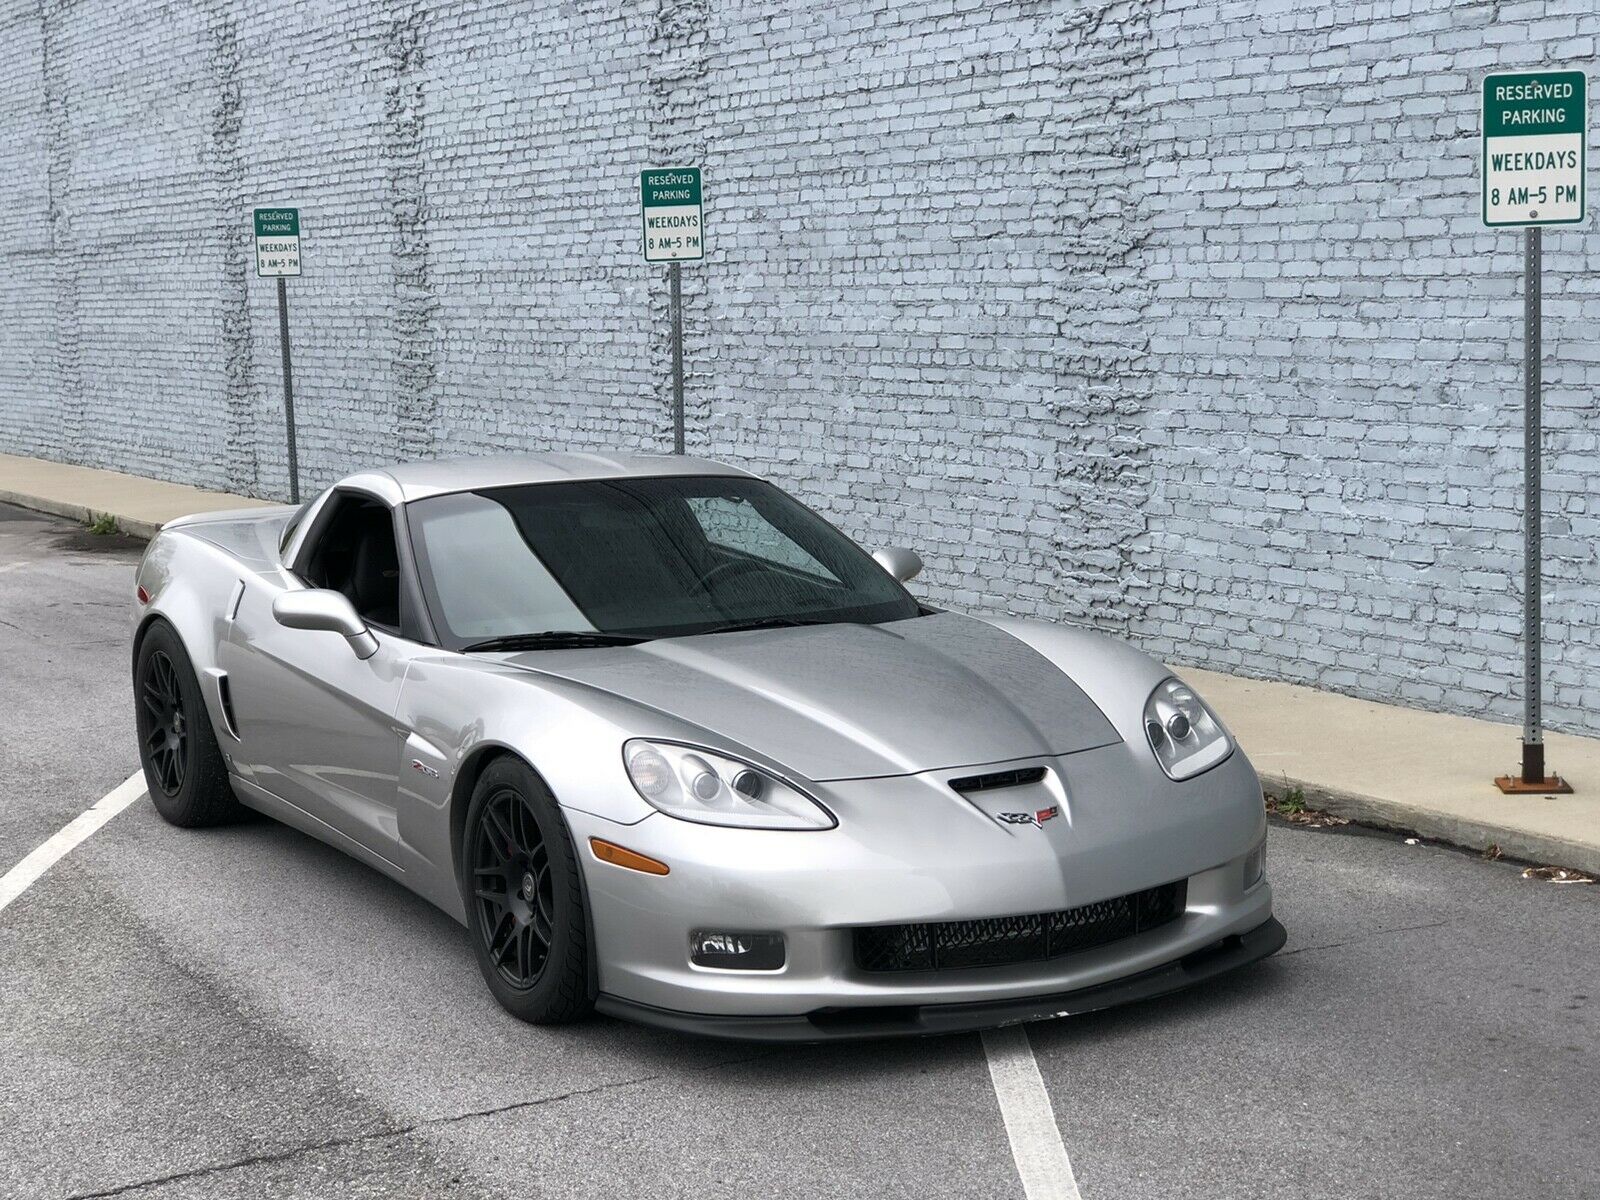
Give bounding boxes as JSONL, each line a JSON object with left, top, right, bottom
{"left": 136, "top": 585, "right": 151, "bottom": 605}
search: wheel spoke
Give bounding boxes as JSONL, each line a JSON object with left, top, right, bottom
{"left": 488, "top": 911, "right": 515, "bottom": 963}
{"left": 517, "top": 799, "right": 539, "bottom": 855}
{"left": 485, "top": 804, "right": 516, "bottom": 859}
{"left": 522, "top": 924, "right": 541, "bottom": 978}
{"left": 505, "top": 796, "right": 522, "bottom": 850}
{"left": 474, "top": 886, "right": 510, "bottom": 912}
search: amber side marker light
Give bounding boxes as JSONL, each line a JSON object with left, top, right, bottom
{"left": 589, "top": 837, "right": 670, "bottom": 876}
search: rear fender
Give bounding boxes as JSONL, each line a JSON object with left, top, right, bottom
{"left": 133, "top": 529, "right": 261, "bottom": 744}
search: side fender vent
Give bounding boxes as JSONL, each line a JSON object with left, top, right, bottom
{"left": 947, "top": 766, "right": 1046, "bottom": 794}
{"left": 216, "top": 673, "right": 241, "bottom": 740}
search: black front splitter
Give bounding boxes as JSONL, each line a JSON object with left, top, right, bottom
{"left": 596, "top": 915, "right": 1287, "bottom": 1043}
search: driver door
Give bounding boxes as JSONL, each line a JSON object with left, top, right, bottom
{"left": 220, "top": 489, "right": 419, "bottom": 865}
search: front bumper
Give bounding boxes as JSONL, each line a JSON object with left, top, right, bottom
{"left": 596, "top": 916, "right": 1286, "bottom": 1041}
{"left": 568, "top": 742, "right": 1277, "bottom": 1034}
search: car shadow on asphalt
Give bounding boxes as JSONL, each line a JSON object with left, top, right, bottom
{"left": 1021, "top": 955, "right": 1293, "bottom": 1056}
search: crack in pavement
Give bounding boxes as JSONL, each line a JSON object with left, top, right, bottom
{"left": 1278, "top": 918, "right": 1455, "bottom": 958}
{"left": 64, "top": 1049, "right": 778, "bottom": 1199}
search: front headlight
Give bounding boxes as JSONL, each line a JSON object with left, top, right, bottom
{"left": 1143, "top": 677, "right": 1232, "bottom": 781}
{"left": 622, "top": 740, "right": 836, "bottom": 830}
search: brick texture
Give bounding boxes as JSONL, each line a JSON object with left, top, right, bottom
{"left": 0, "top": 0, "right": 1596, "bottom": 737}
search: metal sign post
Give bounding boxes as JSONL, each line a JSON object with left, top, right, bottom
{"left": 1481, "top": 71, "right": 1585, "bottom": 794}
{"left": 275, "top": 276, "right": 300, "bottom": 504}
{"left": 1517, "top": 224, "right": 1547, "bottom": 786}
{"left": 639, "top": 167, "right": 703, "bottom": 455}
{"left": 254, "top": 207, "right": 303, "bottom": 502}
{"left": 669, "top": 262, "right": 685, "bottom": 454}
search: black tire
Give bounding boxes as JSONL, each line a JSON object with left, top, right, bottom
{"left": 461, "top": 757, "right": 594, "bottom": 1024}
{"left": 134, "top": 621, "right": 243, "bottom": 827}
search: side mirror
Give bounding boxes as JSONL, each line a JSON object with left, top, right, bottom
{"left": 872, "top": 546, "right": 923, "bottom": 583}
{"left": 272, "top": 589, "right": 379, "bottom": 660}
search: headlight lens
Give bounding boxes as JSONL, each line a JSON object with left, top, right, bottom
{"left": 622, "top": 740, "right": 836, "bottom": 830}
{"left": 1143, "top": 678, "right": 1232, "bottom": 780}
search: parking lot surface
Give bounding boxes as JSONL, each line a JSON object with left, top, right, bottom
{"left": 1, "top": 501, "right": 1595, "bottom": 1199}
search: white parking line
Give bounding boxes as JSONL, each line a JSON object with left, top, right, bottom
{"left": 0, "top": 770, "right": 145, "bottom": 915}
{"left": 982, "top": 1025, "right": 1083, "bottom": 1200}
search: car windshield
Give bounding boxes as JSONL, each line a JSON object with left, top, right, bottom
{"left": 407, "top": 475, "right": 921, "bottom": 647}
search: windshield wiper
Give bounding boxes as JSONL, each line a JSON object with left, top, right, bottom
{"left": 697, "top": 615, "right": 840, "bottom": 636}
{"left": 462, "top": 631, "right": 648, "bottom": 652}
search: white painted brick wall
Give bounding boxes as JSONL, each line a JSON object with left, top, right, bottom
{"left": 1136, "top": 0, "right": 1600, "bottom": 739}
{"left": 1, "top": 0, "right": 1596, "bottom": 738}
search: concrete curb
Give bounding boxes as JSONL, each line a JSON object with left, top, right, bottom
{"left": 1283, "top": 775, "right": 1600, "bottom": 876}
{"left": 0, "top": 488, "right": 162, "bottom": 541}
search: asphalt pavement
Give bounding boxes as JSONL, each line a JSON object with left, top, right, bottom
{"left": 0, "top": 501, "right": 1595, "bottom": 1199}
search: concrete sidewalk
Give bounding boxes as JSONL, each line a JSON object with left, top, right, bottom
{"left": 0, "top": 452, "right": 274, "bottom": 540}
{"left": 1187, "top": 667, "right": 1600, "bottom": 875}
{"left": 2, "top": 450, "right": 1595, "bottom": 875}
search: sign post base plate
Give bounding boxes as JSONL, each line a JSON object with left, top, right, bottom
{"left": 1494, "top": 774, "right": 1574, "bottom": 795}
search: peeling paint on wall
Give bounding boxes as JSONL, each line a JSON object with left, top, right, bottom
{"left": 207, "top": 3, "right": 259, "bottom": 494}
{"left": 40, "top": 0, "right": 81, "bottom": 461}
{"left": 383, "top": 3, "right": 437, "bottom": 463}
{"left": 1049, "top": 0, "right": 1154, "bottom": 634}
{"left": 648, "top": 0, "right": 708, "bottom": 452}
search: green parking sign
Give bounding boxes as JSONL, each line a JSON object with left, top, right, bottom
{"left": 639, "top": 167, "right": 703, "bottom": 262}
{"left": 1482, "top": 71, "right": 1587, "bottom": 227}
{"left": 253, "top": 207, "right": 302, "bottom": 276}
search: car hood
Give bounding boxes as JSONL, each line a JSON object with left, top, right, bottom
{"left": 503, "top": 612, "right": 1121, "bottom": 781}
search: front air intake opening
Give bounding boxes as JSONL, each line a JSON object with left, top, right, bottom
{"left": 853, "top": 880, "right": 1188, "bottom": 973}
{"left": 947, "top": 766, "right": 1047, "bottom": 794}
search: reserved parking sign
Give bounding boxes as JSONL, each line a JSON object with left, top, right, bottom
{"left": 253, "top": 207, "right": 302, "bottom": 276}
{"left": 1482, "top": 70, "right": 1587, "bottom": 227}
{"left": 639, "top": 168, "right": 703, "bottom": 262}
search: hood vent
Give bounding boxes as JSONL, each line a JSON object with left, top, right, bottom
{"left": 947, "top": 766, "right": 1047, "bottom": 794}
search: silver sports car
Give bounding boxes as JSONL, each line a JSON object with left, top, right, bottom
{"left": 131, "top": 452, "right": 1283, "bottom": 1039}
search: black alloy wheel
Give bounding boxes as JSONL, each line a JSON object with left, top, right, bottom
{"left": 460, "top": 757, "right": 594, "bottom": 1024}
{"left": 472, "top": 787, "right": 557, "bottom": 988}
{"left": 133, "top": 620, "right": 242, "bottom": 827}
{"left": 139, "top": 650, "right": 189, "bottom": 795}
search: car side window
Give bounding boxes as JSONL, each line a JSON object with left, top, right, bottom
{"left": 300, "top": 494, "right": 403, "bottom": 630}
{"left": 685, "top": 495, "right": 839, "bottom": 582}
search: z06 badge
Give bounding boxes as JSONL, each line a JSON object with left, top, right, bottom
{"left": 996, "top": 805, "right": 1059, "bottom": 827}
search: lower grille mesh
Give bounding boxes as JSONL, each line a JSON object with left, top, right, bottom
{"left": 853, "top": 880, "right": 1187, "bottom": 973}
